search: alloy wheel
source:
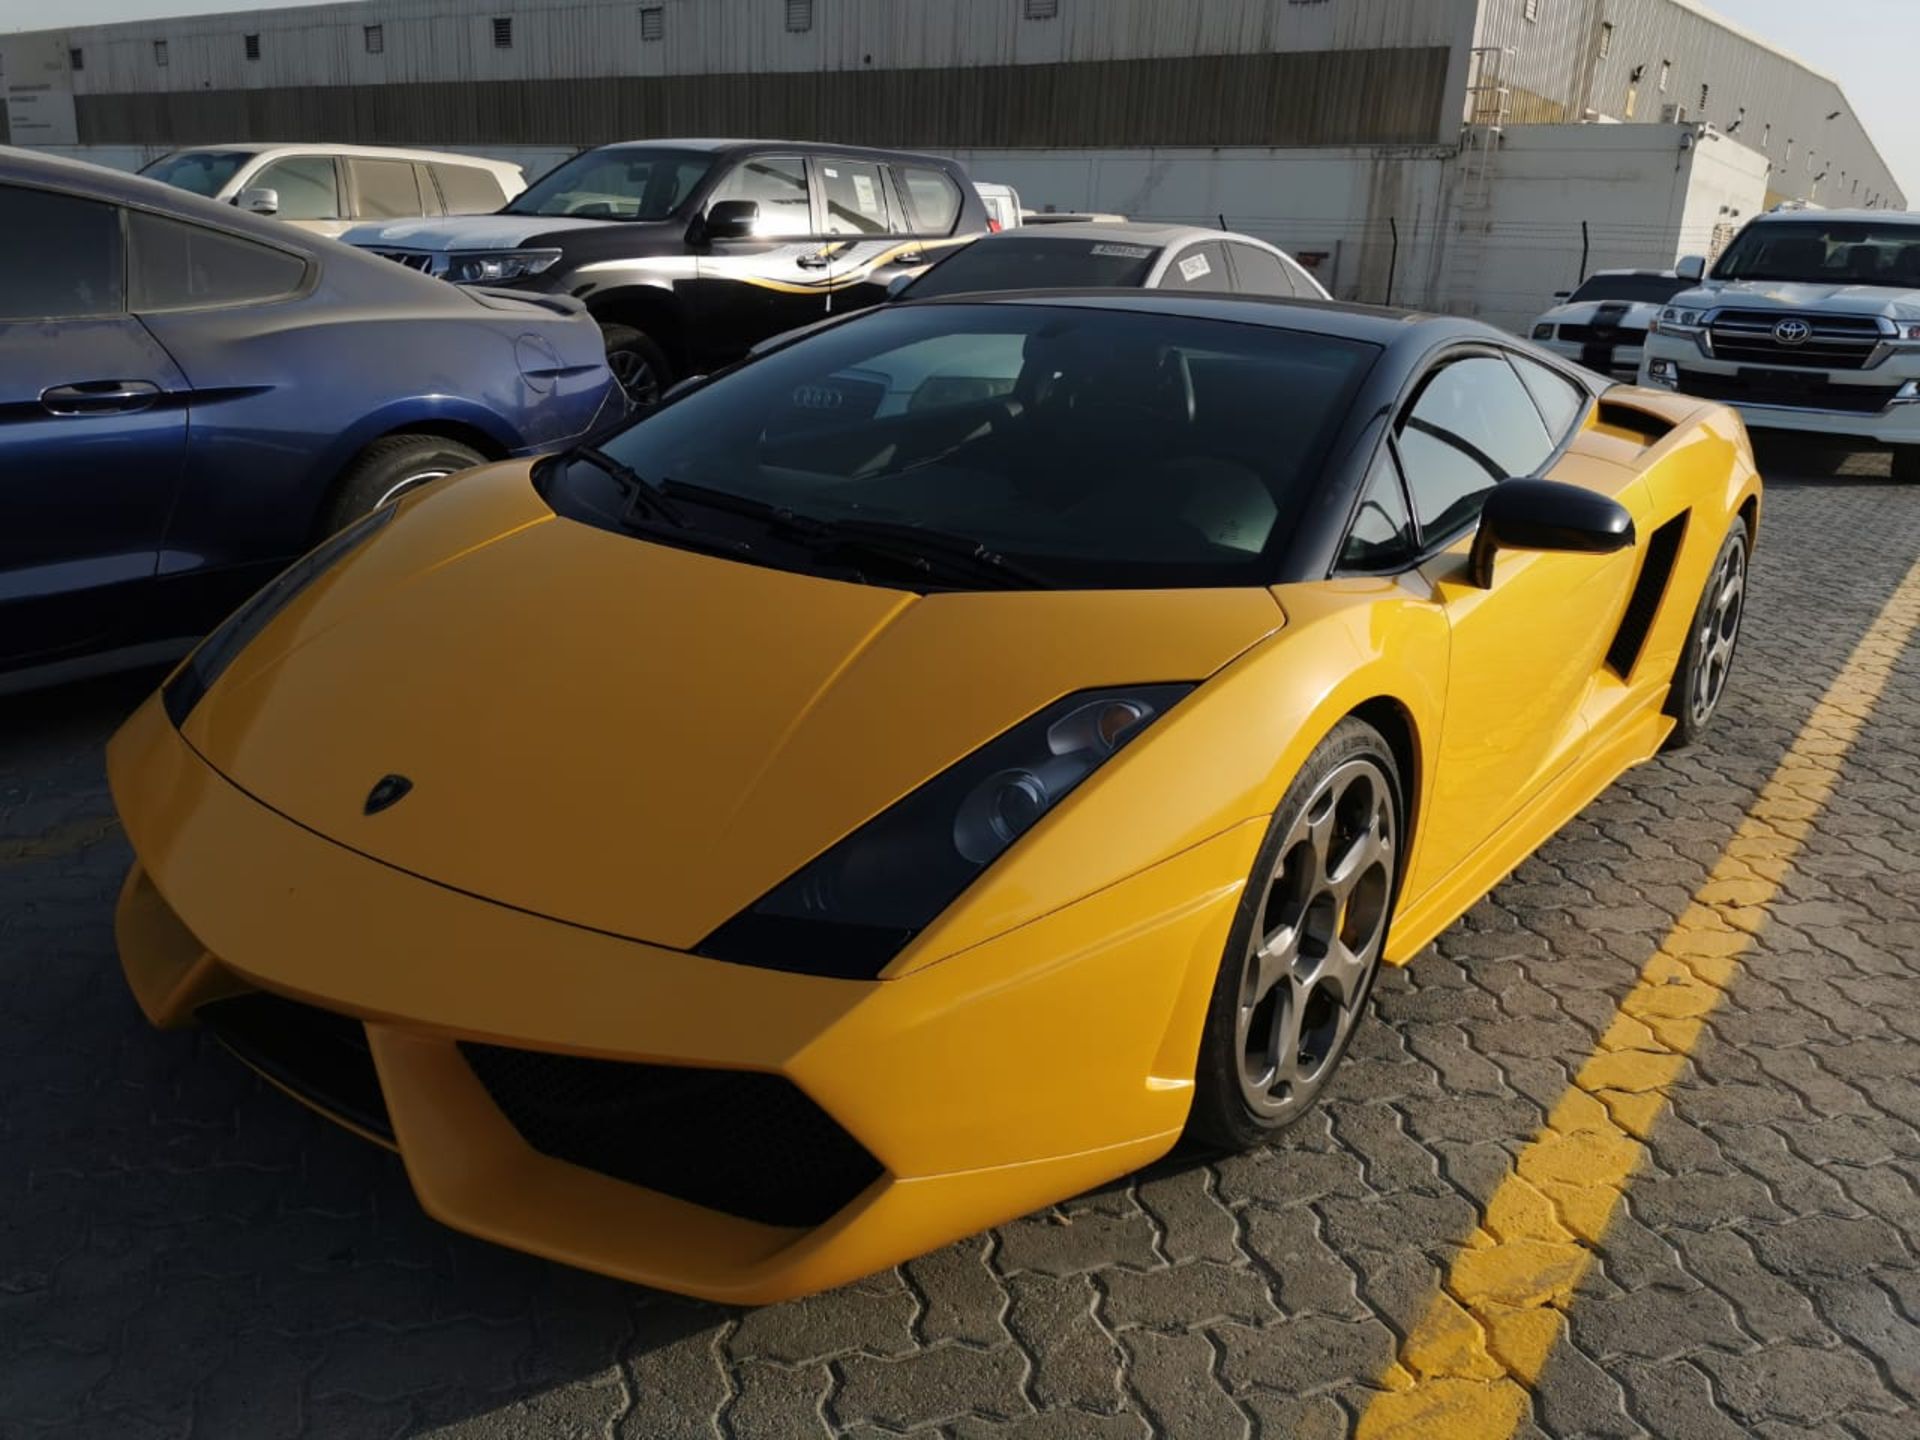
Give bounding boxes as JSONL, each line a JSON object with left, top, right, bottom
{"left": 609, "top": 347, "right": 662, "bottom": 406}
{"left": 1235, "top": 756, "right": 1396, "bottom": 1122}
{"left": 1690, "top": 539, "right": 1746, "bottom": 728}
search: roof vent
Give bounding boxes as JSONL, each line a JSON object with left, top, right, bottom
{"left": 492, "top": 16, "right": 513, "bottom": 48}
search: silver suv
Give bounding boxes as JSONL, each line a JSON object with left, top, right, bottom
{"left": 1640, "top": 209, "right": 1920, "bottom": 480}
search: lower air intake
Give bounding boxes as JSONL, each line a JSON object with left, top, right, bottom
{"left": 198, "top": 993, "right": 392, "bottom": 1141}
{"left": 459, "top": 1044, "right": 883, "bottom": 1228}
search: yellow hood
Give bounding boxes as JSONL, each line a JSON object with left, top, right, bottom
{"left": 182, "top": 465, "right": 1282, "bottom": 950}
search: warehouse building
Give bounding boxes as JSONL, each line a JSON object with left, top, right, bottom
{"left": 2, "top": 0, "right": 1904, "bottom": 326}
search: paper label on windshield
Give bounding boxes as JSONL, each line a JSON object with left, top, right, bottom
{"left": 852, "top": 173, "right": 879, "bottom": 214}
{"left": 1091, "top": 243, "right": 1154, "bottom": 259}
{"left": 1178, "top": 252, "right": 1213, "bottom": 281}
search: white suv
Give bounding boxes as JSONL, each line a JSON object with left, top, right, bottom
{"left": 139, "top": 144, "right": 525, "bottom": 238}
{"left": 1640, "top": 209, "right": 1920, "bottom": 479}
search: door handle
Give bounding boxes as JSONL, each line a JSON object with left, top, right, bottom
{"left": 796, "top": 252, "right": 834, "bottom": 270}
{"left": 40, "top": 380, "right": 163, "bottom": 416}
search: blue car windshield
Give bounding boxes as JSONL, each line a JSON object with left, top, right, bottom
{"left": 140, "top": 151, "right": 252, "bottom": 197}
{"left": 571, "top": 302, "right": 1379, "bottom": 588}
{"left": 505, "top": 147, "right": 713, "bottom": 220}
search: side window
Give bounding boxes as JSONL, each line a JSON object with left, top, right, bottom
{"left": 127, "top": 212, "right": 307, "bottom": 310}
{"left": 250, "top": 156, "right": 340, "bottom": 221}
{"left": 348, "top": 158, "right": 423, "bottom": 219}
{"left": 434, "top": 163, "right": 508, "bottom": 214}
{"left": 1397, "top": 355, "right": 1553, "bottom": 538}
{"left": 0, "top": 186, "right": 124, "bottom": 319}
{"left": 894, "top": 165, "right": 963, "bottom": 235}
{"left": 705, "top": 156, "right": 812, "bottom": 237}
{"left": 1159, "top": 243, "right": 1232, "bottom": 293}
{"left": 1226, "top": 243, "right": 1298, "bottom": 297}
{"left": 817, "top": 159, "right": 890, "bottom": 237}
{"left": 1339, "top": 447, "right": 1419, "bottom": 571}
{"left": 1509, "top": 352, "right": 1588, "bottom": 441}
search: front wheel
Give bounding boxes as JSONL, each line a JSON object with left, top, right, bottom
{"left": 600, "top": 322, "right": 673, "bottom": 407}
{"left": 1664, "top": 522, "right": 1748, "bottom": 749}
{"left": 1186, "top": 718, "right": 1402, "bottom": 1152}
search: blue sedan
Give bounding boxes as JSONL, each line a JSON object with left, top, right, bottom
{"left": 1, "top": 148, "right": 623, "bottom": 692}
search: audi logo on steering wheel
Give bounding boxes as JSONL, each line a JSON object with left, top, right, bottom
{"left": 1772, "top": 318, "right": 1813, "bottom": 346}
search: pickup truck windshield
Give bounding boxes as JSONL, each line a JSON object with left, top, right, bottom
{"left": 1713, "top": 220, "right": 1920, "bottom": 286}
{"left": 505, "top": 147, "right": 713, "bottom": 220}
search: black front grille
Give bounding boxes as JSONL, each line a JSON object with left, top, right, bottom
{"left": 1558, "top": 323, "right": 1648, "bottom": 344}
{"left": 460, "top": 1044, "right": 883, "bottom": 1228}
{"left": 1707, "top": 310, "right": 1884, "bottom": 371}
{"left": 1676, "top": 369, "right": 1900, "bottom": 414}
{"left": 198, "top": 994, "right": 391, "bottom": 1141}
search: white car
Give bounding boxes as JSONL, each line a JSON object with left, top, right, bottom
{"left": 139, "top": 144, "right": 525, "bottom": 238}
{"left": 1640, "top": 209, "right": 1920, "bottom": 480}
{"left": 895, "top": 221, "right": 1330, "bottom": 302}
{"left": 1528, "top": 270, "right": 1691, "bottom": 379}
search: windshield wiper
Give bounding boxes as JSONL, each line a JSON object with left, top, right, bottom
{"left": 798, "top": 516, "right": 1056, "bottom": 590}
{"left": 656, "top": 479, "right": 1056, "bottom": 590}
{"left": 567, "top": 446, "right": 689, "bottom": 530}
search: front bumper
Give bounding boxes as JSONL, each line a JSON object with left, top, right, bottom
{"left": 1641, "top": 338, "right": 1920, "bottom": 444}
{"left": 1539, "top": 336, "right": 1644, "bottom": 379}
{"left": 108, "top": 694, "right": 1255, "bottom": 1301}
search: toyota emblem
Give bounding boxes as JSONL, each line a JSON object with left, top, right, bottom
{"left": 1772, "top": 318, "right": 1813, "bottom": 346}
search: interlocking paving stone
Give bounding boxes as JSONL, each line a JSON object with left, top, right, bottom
{"left": 6, "top": 453, "right": 1920, "bottom": 1435}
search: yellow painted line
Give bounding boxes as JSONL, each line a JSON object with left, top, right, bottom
{"left": 1358, "top": 556, "right": 1920, "bottom": 1440}
{"left": 0, "top": 815, "right": 121, "bottom": 867}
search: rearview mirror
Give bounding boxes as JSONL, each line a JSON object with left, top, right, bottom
{"left": 1552, "top": 289, "right": 1572, "bottom": 301}
{"left": 1675, "top": 254, "right": 1706, "bottom": 281}
{"left": 236, "top": 186, "right": 280, "bottom": 216}
{"left": 1468, "top": 479, "right": 1635, "bottom": 588}
{"left": 703, "top": 199, "right": 760, "bottom": 242}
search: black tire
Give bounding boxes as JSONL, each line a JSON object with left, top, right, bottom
{"left": 322, "top": 435, "right": 486, "bottom": 534}
{"left": 1892, "top": 447, "right": 1920, "bottom": 484}
{"left": 1186, "top": 718, "right": 1403, "bottom": 1152}
{"left": 1663, "top": 521, "right": 1749, "bottom": 749}
{"left": 601, "top": 322, "right": 673, "bottom": 406}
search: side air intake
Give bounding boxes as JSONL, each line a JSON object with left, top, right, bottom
{"left": 1607, "top": 512, "right": 1689, "bottom": 677}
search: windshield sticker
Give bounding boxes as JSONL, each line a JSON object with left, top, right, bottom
{"left": 823, "top": 167, "right": 839, "bottom": 178}
{"left": 1090, "top": 243, "right": 1155, "bottom": 259}
{"left": 1178, "top": 253, "right": 1213, "bottom": 281}
{"left": 852, "top": 174, "right": 879, "bottom": 214}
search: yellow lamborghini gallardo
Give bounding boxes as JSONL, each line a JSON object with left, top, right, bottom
{"left": 110, "top": 291, "right": 1759, "bottom": 1301}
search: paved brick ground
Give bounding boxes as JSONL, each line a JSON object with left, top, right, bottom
{"left": 4, "top": 445, "right": 1919, "bottom": 1439}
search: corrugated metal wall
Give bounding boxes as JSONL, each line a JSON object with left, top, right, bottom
{"left": 1476, "top": 0, "right": 1902, "bottom": 207}
{"left": 72, "top": 46, "right": 1453, "bottom": 150}
{"left": 55, "top": 0, "right": 1475, "bottom": 90}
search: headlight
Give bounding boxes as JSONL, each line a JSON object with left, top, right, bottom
{"left": 443, "top": 249, "right": 563, "bottom": 285}
{"left": 1659, "top": 307, "right": 1703, "bottom": 329}
{"left": 162, "top": 505, "right": 396, "bottom": 727}
{"left": 697, "top": 685, "right": 1194, "bottom": 979}
{"left": 1532, "top": 323, "right": 1555, "bottom": 340}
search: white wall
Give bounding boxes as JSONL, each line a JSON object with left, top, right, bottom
{"left": 1458, "top": 122, "right": 1770, "bottom": 329}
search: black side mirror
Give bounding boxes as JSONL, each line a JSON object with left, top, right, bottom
{"left": 883, "top": 272, "right": 916, "bottom": 302}
{"left": 703, "top": 199, "right": 760, "bottom": 242}
{"left": 1468, "top": 478, "right": 1635, "bottom": 588}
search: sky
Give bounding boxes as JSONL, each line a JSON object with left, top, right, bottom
{"left": 3, "top": 0, "right": 1916, "bottom": 201}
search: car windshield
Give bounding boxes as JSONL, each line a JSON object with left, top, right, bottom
{"left": 140, "top": 150, "right": 252, "bottom": 197}
{"left": 906, "top": 237, "right": 1164, "bottom": 298}
{"left": 559, "top": 302, "right": 1379, "bottom": 588}
{"left": 1712, "top": 220, "right": 1920, "bottom": 286}
{"left": 505, "top": 147, "right": 713, "bottom": 220}
{"left": 1565, "top": 273, "right": 1689, "bottom": 304}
